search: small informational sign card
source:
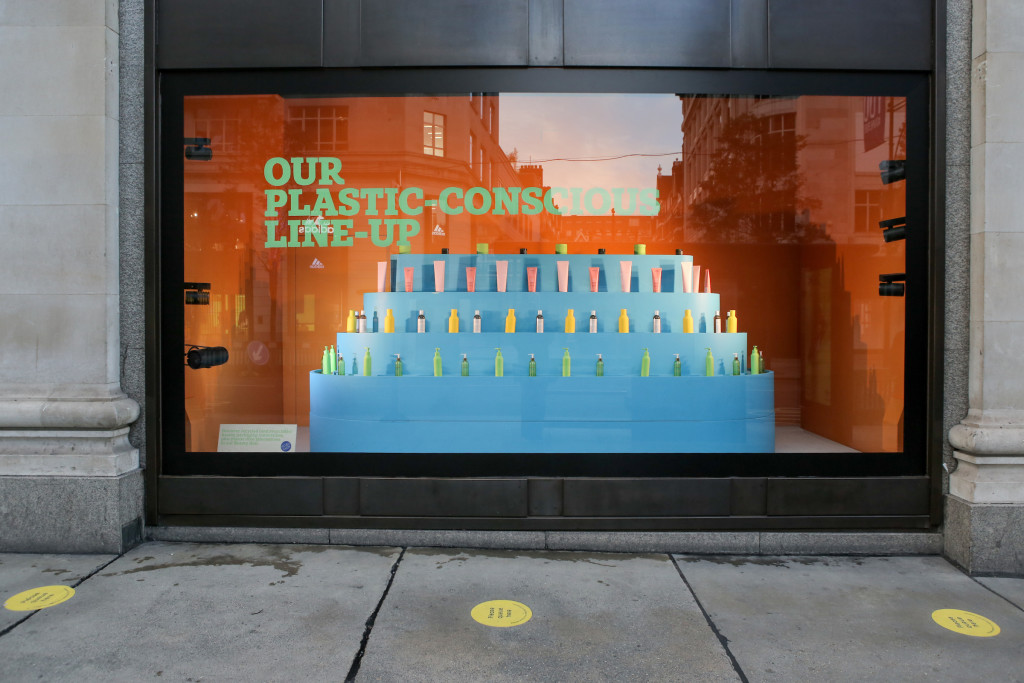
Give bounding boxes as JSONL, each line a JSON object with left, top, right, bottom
{"left": 217, "top": 424, "right": 298, "bottom": 453}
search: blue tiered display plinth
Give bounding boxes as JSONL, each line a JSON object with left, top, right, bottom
{"left": 309, "top": 253, "right": 775, "bottom": 453}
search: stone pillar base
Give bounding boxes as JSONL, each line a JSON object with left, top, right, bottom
{"left": 0, "top": 470, "right": 144, "bottom": 553}
{"left": 944, "top": 494, "right": 1024, "bottom": 575}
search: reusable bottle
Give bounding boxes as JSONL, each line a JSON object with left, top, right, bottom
{"left": 705, "top": 348, "right": 714, "bottom": 377}
{"left": 321, "top": 346, "right": 330, "bottom": 375}
{"left": 618, "top": 309, "right": 629, "bottom": 333}
{"left": 417, "top": 310, "right": 426, "bottom": 333}
{"left": 528, "top": 354, "right": 537, "bottom": 376}
{"left": 673, "top": 354, "right": 681, "bottom": 376}
{"left": 329, "top": 345, "right": 337, "bottom": 375}
{"left": 732, "top": 353, "right": 741, "bottom": 376}
{"left": 640, "top": 348, "right": 650, "bottom": 377}
{"left": 384, "top": 308, "right": 395, "bottom": 333}
{"left": 346, "top": 310, "right": 356, "bottom": 333}
{"left": 448, "top": 308, "right": 459, "bottom": 333}
{"left": 372, "top": 310, "right": 379, "bottom": 333}
{"left": 536, "top": 310, "right": 544, "bottom": 333}
{"left": 472, "top": 310, "right": 481, "bottom": 333}
{"left": 505, "top": 308, "right": 516, "bottom": 333}
{"left": 394, "top": 353, "right": 403, "bottom": 377}
{"left": 714, "top": 310, "right": 722, "bottom": 333}
{"left": 652, "top": 311, "right": 661, "bottom": 334}
{"left": 596, "top": 354, "right": 604, "bottom": 377}
{"left": 751, "top": 346, "right": 761, "bottom": 375}
{"left": 727, "top": 309, "right": 738, "bottom": 334}
{"left": 565, "top": 309, "right": 576, "bottom": 333}
{"left": 363, "top": 347, "right": 372, "bottom": 376}
{"left": 461, "top": 353, "right": 469, "bottom": 376}
{"left": 338, "top": 352, "right": 345, "bottom": 375}
{"left": 433, "top": 348, "right": 442, "bottom": 376}
{"left": 589, "top": 310, "right": 598, "bottom": 333}
{"left": 494, "top": 348, "right": 504, "bottom": 377}
{"left": 562, "top": 348, "right": 571, "bottom": 377}
{"left": 683, "top": 309, "right": 694, "bottom": 333}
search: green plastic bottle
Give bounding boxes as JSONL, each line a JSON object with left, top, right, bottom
{"left": 733, "top": 353, "right": 741, "bottom": 375}
{"left": 363, "top": 347, "right": 372, "bottom": 376}
{"left": 673, "top": 354, "right": 681, "bottom": 377}
{"left": 705, "top": 347, "right": 715, "bottom": 377}
{"left": 338, "top": 352, "right": 345, "bottom": 375}
{"left": 528, "top": 354, "right": 537, "bottom": 377}
{"left": 461, "top": 353, "right": 469, "bottom": 376}
{"left": 321, "top": 346, "right": 330, "bottom": 375}
{"left": 394, "top": 353, "right": 403, "bottom": 377}
{"left": 433, "top": 347, "right": 442, "bottom": 377}
{"left": 596, "top": 353, "right": 604, "bottom": 377}
{"left": 640, "top": 348, "right": 650, "bottom": 377}
{"left": 562, "top": 348, "right": 571, "bottom": 377}
{"left": 329, "top": 345, "right": 337, "bottom": 375}
{"left": 751, "top": 345, "right": 761, "bottom": 375}
{"left": 494, "top": 348, "right": 504, "bottom": 377}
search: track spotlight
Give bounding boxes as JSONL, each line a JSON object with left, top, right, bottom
{"left": 184, "top": 137, "right": 213, "bottom": 161}
{"left": 185, "top": 345, "right": 229, "bottom": 369}
{"left": 879, "top": 160, "right": 905, "bottom": 184}
{"left": 878, "top": 273, "right": 906, "bottom": 297}
{"left": 878, "top": 216, "right": 906, "bottom": 243}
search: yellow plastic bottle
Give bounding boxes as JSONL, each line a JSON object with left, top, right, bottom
{"left": 383, "top": 308, "right": 395, "bottom": 333}
{"left": 727, "top": 309, "right": 738, "bottom": 333}
{"left": 683, "top": 309, "right": 694, "bottom": 333}
{"left": 448, "top": 308, "right": 459, "bottom": 333}
{"left": 505, "top": 308, "right": 516, "bottom": 333}
{"left": 618, "top": 308, "right": 629, "bottom": 333}
{"left": 565, "top": 308, "right": 576, "bottom": 333}
{"left": 346, "top": 309, "right": 356, "bottom": 333}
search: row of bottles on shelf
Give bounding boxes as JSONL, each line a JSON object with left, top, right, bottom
{"left": 388, "top": 258, "right": 712, "bottom": 294}
{"left": 320, "top": 345, "right": 766, "bottom": 377}
{"left": 345, "top": 308, "right": 742, "bottom": 334}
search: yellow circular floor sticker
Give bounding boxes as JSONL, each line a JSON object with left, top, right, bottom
{"left": 4, "top": 585, "right": 76, "bottom": 612}
{"left": 932, "top": 609, "right": 1001, "bottom": 637}
{"left": 471, "top": 600, "right": 532, "bottom": 627}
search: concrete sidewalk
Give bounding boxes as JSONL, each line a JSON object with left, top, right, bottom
{"left": 0, "top": 543, "right": 1021, "bottom": 682}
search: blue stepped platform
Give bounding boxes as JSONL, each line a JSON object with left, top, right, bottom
{"left": 309, "top": 372, "right": 775, "bottom": 453}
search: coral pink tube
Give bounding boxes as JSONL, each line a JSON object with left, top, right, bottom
{"left": 377, "top": 261, "right": 387, "bottom": 292}
{"left": 619, "top": 260, "right": 632, "bottom": 293}
{"left": 404, "top": 267, "right": 414, "bottom": 292}
{"left": 692, "top": 265, "right": 701, "bottom": 295}
{"left": 651, "top": 267, "right": 662, "bottom": 293}
{"left": 433, "top": 260, "right": 445, "bottom": 293}
{"left": 680, "top": 262, "right": 693, "bottom": 293}
{"left": 496, "top": 260, "right": 508, "bottom": 292}
{"left": 527, "top": 267, "right": 538, "bottom": 292}
{"left": 557, "top": 261, "right": 569, "bottom": 293}
{"left": 589, "top": 267, "right": 600, "bottom": 292}
{"left": 465, "top": 266, "right": 477, "bottom": 293}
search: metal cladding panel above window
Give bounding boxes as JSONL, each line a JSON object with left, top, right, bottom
{"left": 357, "top": 0, "right": 530, "bottom": 66}
{"left": 157, "top": 0, "right": 323, "bottom": 68}
{"left": 564, "top": 0, "right": 732, "bottom": 67}
{"left": 768, "top": 0, "right": 933, "bottom": 70}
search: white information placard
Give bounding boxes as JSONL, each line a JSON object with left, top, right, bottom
{"left": 217, "top": 424, "right": 298, "bottom": 453}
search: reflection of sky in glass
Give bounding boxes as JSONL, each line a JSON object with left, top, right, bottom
{"left": 499, "top": 94, "right": 682, "bottom": 215}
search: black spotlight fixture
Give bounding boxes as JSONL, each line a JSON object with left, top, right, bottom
{"left": 184, "top": 282, "right": 211, "bottom": 305}
{"left": 879, "top": 160, "right": 905, "bottom": 184}
{"left": 878, "top": 216, "right": 906, "bottom": 243}
{"left": 185, "top": 345, "right": 229, "bottom": 369}
{"left": 878, "top": 273, "right": 906, "bottom": 297}
{"left": 184, "top": 137, "right": 213, "bottom": 161}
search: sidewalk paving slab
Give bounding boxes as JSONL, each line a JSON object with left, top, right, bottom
{"left": 0, "top": 542, "right": 400, "bottom": 683}
{"left": 977, "top": 576, "right": 1024, "bottom": 611}
{"left": 0, "top": 552, "right": 115, "bottom": 632}
{"left": 355, "top": 548, "right": 738, "bottom": 683}
{"left": 676, "top": 555, "right": 1024, "bottom": 683}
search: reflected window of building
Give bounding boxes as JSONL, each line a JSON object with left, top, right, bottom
{"left": 423, "top": 111, "right": 445, "bottom": 157}
{"left": 286, "top": 104, "right": 348, "bottom": 153}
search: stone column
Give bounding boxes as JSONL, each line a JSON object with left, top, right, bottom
{"left": 0, "top": 2, "right": 143, "bottom": 552}
{"left": 946, "top": 0, "right": 1024, "bottom": 575}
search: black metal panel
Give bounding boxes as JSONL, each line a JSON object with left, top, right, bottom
{"left": 528, "top": 478, "right": 563, "bottom": 516}
{"left": 158, "top": 477, "right": 322, "bottom": 515}
{"left": 359, "top": 0, "right": 529, "bottom": 66}
{"left": 768, "top": 0, "right": 932, "bottom": 70}
{"left": 359, "top": 479, "right": 528, "bottom": 517}
{"left": 563, "top": 479, "right": 731, "bottom": 517}
{"left": 564, "top": 0, "right": 730, "bottom": 67}
{"left": 323, "top": 478, "right": 360, "bottom": 515}
{"left": 731, "top": 0, "right": 768, "bottom": 68}
{"left": 766, "top": 478, "right": 931, "bottom": 516}
{"left": 529, "top": 0, "right": 564, "bottom": 66}
{"left": 323, "top": 0, "right": 361, "bottom": 67}
{"left": 157, "top": 0, "right": 323, "bottom": 69}
{"left": 730, "top": 478, "right": 767, "bottom": 515}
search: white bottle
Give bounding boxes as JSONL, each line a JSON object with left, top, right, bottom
{"left": 417, "top": 309, "right": 426, "bottom": 333}
{"left": 357, "top": 310, "right": 367, "bottom": 333}
{"left": 589, "top": 310, "right": 598, "bottom": 333}
{"left": 652, "top": 310, "right": 661, "bottom": 334}
{"left": 536, "top": 309, "right": 544, "bottom": 333}
{"left": 472, "top": 310, "right": 481, "bottom": 333}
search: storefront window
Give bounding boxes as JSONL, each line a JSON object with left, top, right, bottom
{"left": 180, "top": 92, "right": 907, "bottom": 456}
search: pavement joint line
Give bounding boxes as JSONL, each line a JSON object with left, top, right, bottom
{"left": 965, "top": 572, "right": 1024, "bottom": 614}
{"left": 345, "top": 546, "right": 407, "bottom": 683}
{"left": 669, "top": 554, "right": 749, "bottom": 683}
{"left": 0, "top": 551, "right": 124, "bottom": 639}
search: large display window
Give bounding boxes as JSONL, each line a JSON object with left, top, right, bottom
{"left": 160, "top": 70, "right": 929, "bottom": 482}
